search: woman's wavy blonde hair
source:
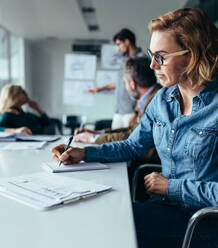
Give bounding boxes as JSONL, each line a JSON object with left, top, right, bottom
{"left": 0, "top": 84, "right": 25, "bottom": 113}
{"left": 148, "top": 7, "right": 218, "bottom": 87}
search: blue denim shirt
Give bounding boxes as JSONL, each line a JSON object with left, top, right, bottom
{"left": 85, "top": 80, "right": 218, "bottom": 210}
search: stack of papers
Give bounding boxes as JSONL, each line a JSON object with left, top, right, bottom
{"left": 0, "top": 172, "right": 112, "bottom": 210}
{"left": 41, "top": 161, "right": 109, "bottom": 173}
{"left": 0, "top": 132, "right": 17, "bottom": 141}
{"left": 0, "top": 133, "right": 61, "bottom": 142}
{"left": 16, "top": 134, "right": 61, "bottom": 142}
{"left": 0, "top": 142, "right": 47, "bottom": 150}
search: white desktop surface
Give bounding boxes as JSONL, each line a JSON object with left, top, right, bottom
{"left": 0, "top": 138, "right": 137, "bottom": 248}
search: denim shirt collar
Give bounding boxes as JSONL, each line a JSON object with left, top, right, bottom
{"left": 165, "top": 79, "right": 218, "bottom": 105}
{"left": 165, "top": 85, "right": 180, "bottom": 102}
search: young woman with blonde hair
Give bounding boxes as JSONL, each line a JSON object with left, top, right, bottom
{"left": 0, "top": 84, "right": 51, "bottom": 134}
{"left": 52, "top": 8, "right": 218, "bottom": 247}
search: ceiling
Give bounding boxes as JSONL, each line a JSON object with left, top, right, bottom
{"left": 0, "top": 0, "right": 187, "bottom": 45}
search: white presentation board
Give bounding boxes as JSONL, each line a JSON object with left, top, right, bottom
{"left": 63, "top": 80, "right": 94, "bottom": 106}
{"left": 64, "top": 54, "right": 97, "bottom": 80}
{"left": 101, "top": 44, "right": 123, "bottom": 69}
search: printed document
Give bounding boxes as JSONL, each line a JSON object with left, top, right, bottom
{"left": 0, "top": 133, "right": 61, "bottom": 142}
{"left": 0, "top": 141, "right": 47, "bottom": 150}
{"left": 0, "top": 172, "right": 112, "bottom": 210}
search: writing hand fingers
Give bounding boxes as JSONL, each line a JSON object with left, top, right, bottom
{"left": 51, "top": 144, "right": 66, "bottom": 157}
{"left": 52, "top": 153, "right": 60, "bottom": 162}
{"left": 73, "top": 135, "right": 80, "bottom": 142}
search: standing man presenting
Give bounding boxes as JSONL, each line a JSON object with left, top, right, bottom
{"left": 89, "top": 28, "right": 146, "bottom": 129}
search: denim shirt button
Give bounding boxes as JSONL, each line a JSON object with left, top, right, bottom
{"left": 167, "top": 147, "right": 171, "bottom": 151}
{"left": 199, "top": 131, "right": 203, "bottom": 135}
{"left": 171, "top": 129, "right": 175, "bottom": 133}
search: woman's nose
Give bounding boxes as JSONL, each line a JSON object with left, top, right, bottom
{"left": 150, "top": 57, "right": 160, "bottom": 71}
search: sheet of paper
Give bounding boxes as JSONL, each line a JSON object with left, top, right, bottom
{"left": 41, "top": 161, "right": 109, "bottom": 173}
{"left": 0, "top": 132, "right": 15, "bottom": 138}
{"left": 101, "top": 44, "right": 123, "bottom": 69}
{"left": 0, "top": 172, "right": 112, "bottom": 210}
{"left": 96, "top": 70, "right": 119, "bottom": 94}
{"left": 16, "top": 134, "right": 61, "bottom": 142}
{"left": 63, "top": 80, "right": 94, "bottom": 105}
{"left": 0, "top": 141, "right": 47, "bottom": 150}
{"left": 64, "top": 54, "right": 97, "bottom": 80}
{"left": 0, "top": 132, "right": 16, "bottom": 142}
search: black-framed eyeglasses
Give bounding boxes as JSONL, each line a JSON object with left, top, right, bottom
{"left": 147, "top": 48, "right": 189, "bottom": 66}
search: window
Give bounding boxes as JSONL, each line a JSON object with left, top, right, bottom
{"left": 10, "top": 34, "right": 24, "bottom": 84}
{"left": 0, "top": 28, "right": 9, "bottom": 85}
{"left": 0, "top": 26, "right": 25, "bottom": 90}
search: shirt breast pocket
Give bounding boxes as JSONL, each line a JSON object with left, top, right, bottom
{"left": 184, "top": 127, "right": 217, "bottom": 159}
{"left": 153, "top": 119, "right": 166, "bottom": 147}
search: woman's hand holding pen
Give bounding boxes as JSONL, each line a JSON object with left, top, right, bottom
{"left": 51, "top": 144, "right": 85, "bottom": 165}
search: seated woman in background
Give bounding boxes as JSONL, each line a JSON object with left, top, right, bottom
{"left": 0, "top": 84, "right": 53, "bottom": 134}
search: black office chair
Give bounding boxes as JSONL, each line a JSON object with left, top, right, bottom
{"left": 49, "top": 118, "right": 63, "bottom": 135}
{"left": 41, "top": 117, "right": 63, "bottom": 135}
{"left": 131, "top": 163, "right": 161, "bottom": 203}
{"left": 63, "top": 116, "right": 112, "bottom": 134}
{"left": 62, "top": 115, "right": 82, "bottom": 134}
{"left": 131, "top": 163, "right": 218, "bottom": 248}
{"left": 182, "top": 207, "right": 218, "bottom": 248}
{"left": 94, "top": 119, "right": 112, "bottom": 130}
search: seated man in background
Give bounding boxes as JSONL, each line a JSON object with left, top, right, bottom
{"left": 0, "top": 84, "right": 54, "bottom": 135}
{"left": 74, "top": 57, "right": 161, "bottom": 145}
{"left": 74, "top": 57, "right": 161, "bottom": 165}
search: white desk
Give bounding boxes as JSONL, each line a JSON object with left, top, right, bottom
{"left": 0, "top": 138, "right": 137, "bottom": 248}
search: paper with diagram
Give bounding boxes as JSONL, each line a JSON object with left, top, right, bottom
{"left": 0, "top": 172, "right": 112, "bottom": 210}
{"left": 63, "top": 80, "right": 94, "bottom": 105}
{"left": 101, "top": 44, "right": 123, "bottom": 69}
{"left": 64, "top": 54, "right": 97, "bottom": 80}
{"left": 0, "top": 141, "right": 47, "bottom": 150}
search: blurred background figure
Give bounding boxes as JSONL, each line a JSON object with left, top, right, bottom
{"left": 89, "top": 28, "right": 147, "bottom": 129}
{"left": 0, "top": 84, "right": 57, "bottom": 134}
{"left": 74, "top": 57, "right": 160, "bottom": 148}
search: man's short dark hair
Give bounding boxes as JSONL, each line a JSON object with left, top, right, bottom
{"left": 113, "top": 28, "right": 136, "bottom": 46}
{"left": 123, "top": 57, "right": 157, "bottom": 88}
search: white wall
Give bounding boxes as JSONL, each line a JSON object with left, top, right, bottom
{"left": 29, "top": 39, "right": 116, "bottom": 123}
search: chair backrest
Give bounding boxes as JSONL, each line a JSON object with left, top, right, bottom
{"left": 131, "top": 163, "right": 161, "bottom": 203}
{"left": 41, "top": 117, "right": 63, "bottom": 135}
{"left": 62, "top": 115, "right": 82, "bottom": 134}
{"left": 94, "top": 119, "right": 112, "bottom": 130}
{"left": 182, "top": 207, "right": 218, "bottom": 248}
{"left": 131, "top": 163, "right": 218, "bottom": 248}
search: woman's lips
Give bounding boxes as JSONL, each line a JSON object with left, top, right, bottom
{"left": 157, "top": 74, "right": 165, "bottom": 78}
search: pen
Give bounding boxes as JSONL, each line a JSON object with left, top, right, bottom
{"left": 59, "top": 135, "right": 74, "bottom": 166}
{"left": 79, "top": 121, "right": 85, "bottom": 132}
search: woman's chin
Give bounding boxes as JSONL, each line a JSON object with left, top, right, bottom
{"left": 159, "top": 79, "right": 176, "bottom": 87}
